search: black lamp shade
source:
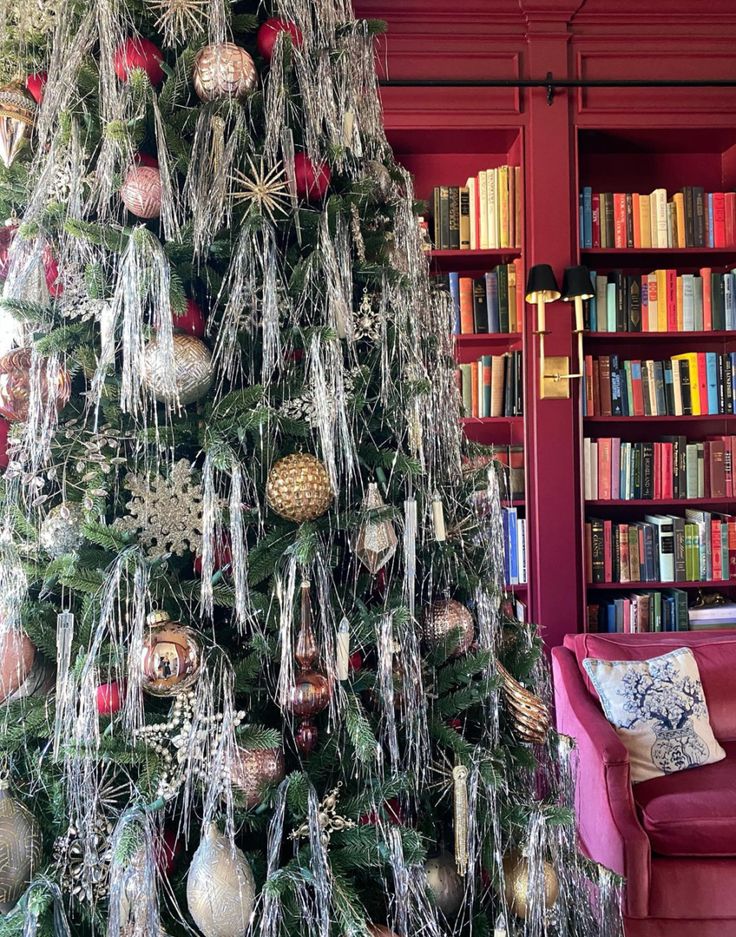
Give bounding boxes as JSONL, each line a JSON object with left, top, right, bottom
{"left": 525, "top": 264, "right": 561, "bottom": 303}
{"left": 561, "top": 265, "right": 595, "bottom": 301}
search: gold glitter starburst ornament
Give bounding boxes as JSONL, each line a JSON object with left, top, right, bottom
{"left": 231, "top": 158, "right": 289, "bottom": 222}
{"left": 149, "top": 0, "right": 208, "bottom": 46}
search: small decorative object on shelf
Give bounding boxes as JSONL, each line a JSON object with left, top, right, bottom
{"left": 186, "top": 823, "right": 256, "bottom": 937}
{"left": 140, "top": 609, "right": 202, "bottom": 697}
{"left": 497, "top": 661, "right": 550, "bottom": 744}
{"left": 266, "top": 452, "right": 333, "bottom": 523}
{"left": 193, "top": 43, "right": 257, "bottom": 102}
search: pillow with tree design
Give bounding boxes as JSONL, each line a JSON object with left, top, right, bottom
{"left": 583, "top": 647, "right": 725, "bottom": 783}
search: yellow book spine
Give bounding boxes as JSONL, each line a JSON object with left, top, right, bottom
{"left": 499, "top": 166, "right": 510, "bottom": 249}
{"left": 478, "top": 171, "right": 488, "bottom": 250}
{"left": 672, "top": 352, "right": 700, "bottom": 414}
{"left": 673, "top": 192, "right": 686, "bottom": 249}
{"left": 640, "top": 194, "right": 651, "bottom": 248}
{"left": 656, "top": 269, "right": 668, "bottom": 331}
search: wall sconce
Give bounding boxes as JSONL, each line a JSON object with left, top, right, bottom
{"left": 562, "top": 264, "right": 595, "bottom": 387}
{"left": 525, "top": 264, "right": 563, "bottom": 399}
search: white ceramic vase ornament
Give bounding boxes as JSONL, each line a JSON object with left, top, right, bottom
{"left": 186, "top": 823, "right": 256, "bottom": 937}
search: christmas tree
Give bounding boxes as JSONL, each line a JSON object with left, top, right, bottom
{"left": 0, "top": 2, "right": 622, "bottom": 936}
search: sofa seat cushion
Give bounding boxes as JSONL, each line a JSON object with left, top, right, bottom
{"left": 634, "top": 741, "right": 736, "bottom": 856}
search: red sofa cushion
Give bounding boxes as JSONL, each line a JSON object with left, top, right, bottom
{"left": 633, "top": 741, "right": 736, "bottom": 857}
{"left": 564, "top": 632, "right": 736, "bottom": 741}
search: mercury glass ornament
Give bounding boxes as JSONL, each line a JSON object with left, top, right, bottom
{"left": 424, "top": 851, "right": 464, "bottom": 917}
{"left": 120, "top": 165, "right": 162, "bottom": 219}
{"left": 0, "top": 631, "right": 36, "bottom": 705}
{"left": 0, "top": 84, "right": 36, "bottom": 169}
{"left": 39, "top": 502, "right": 85, "bottom": 558}
{"left": 266, "top": 453, "right": 333, "bottom": 523}
{"left": 140, "top": 609, "right": 202, "bottom": 697}
{"left": 286, "top": 581, "right": 331, "bottom": 755}
{"left": 0, "top": 347, "right": 71, "bottom": 422}
{"left": 143, "top": 332, "right": 213, "bottom": 406}
{"left": 230, "top": 746, "right": 285, "bottom": 808}
{"left": 502, "top": 850, "right": 560, "bottom": 920}
{"left": 186, "top": 823, "right": 256, "bottom": 937}
{"left": 193, "top": 43, "right": 257, "bottom": 102}
{"left": 0, "top": 780, "right": 42, "bottom": 913}
{"left": 354, "top": 482, "right": 398, "bottom": 574}
{"left": 421, "top": 598, "right": 474, "bottom": 657}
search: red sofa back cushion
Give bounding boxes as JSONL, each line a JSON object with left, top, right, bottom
{"left": 564, "top": 631, "right": 736, "bottom": 741}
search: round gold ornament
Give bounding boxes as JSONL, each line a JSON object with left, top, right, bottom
{"left": 0, "top": 631, "right": 36, "bottom": 705}
{"left": 0, "top": 84, "right": 37, "bottom": 170}
{"left": 39, "top": 502, "right": 86, "bottom": 558}
{"left": 0, "top": 347, "right": 71, "bottom": 423}
{"left": 502, "top": 850, "right": 560, "bottom": 920}
{"left": 424, "top": 851, "right": 464, "bottom": 917}
{"left": 193, "top": 43, "right": 258, "bottom": 102}
{"left": 120, "top": 165, "right": 162, "bottom": 219}
{"left": 421, "top": 599, "right": 474, "bottom": 656}
{"left": 140, "top": 609, "right": 202, "bottom": 697}
{"left": 143, "top": 332, "right": 213, "bottom": 406}
{"left": 266, "top": 453, "right": 333, "bottom": 523}
{"left": 186, "top": 823, "right": 256, "bottom": 937}
{"left": 0, "top": 781, "right": 42, "bottom": 913}
{"left": 230, "top": 746, "right": 285, "bottom": 808}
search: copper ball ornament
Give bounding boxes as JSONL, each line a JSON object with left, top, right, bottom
{"left": 424, "top": 851, "right": 465, "bottom": 917}
{"left": 39, "top": 502, "right": 86, "bottom": 558}
{"left": 193, "top": 43, "right": 258, "bottom": 102}
{"left": 230, "top": 746, "right": 286, "bottom": 808}
{"left": 266, "top": 453, "right": 333, "bottom": 523}
{"left": 0, "top": 631, "right": 35, "bottom": 705}
{"left": 288, "top": 670, "right": 330, "bottom": 718}
{"left": 143, "top": 332, "right": 213, "bottom": 406}
{"left": 0, "top": 348, "right": 71, "bottom": 423}
{"left": 502, "top": 850, "right": 560, "bottom": 920}
{"left": 421, "top": 599, "right": 474, "bottom": 656}
{"left": 0, "top": 782, "right": 42, "bottom": 913}
{"left": 120, "top": 165, "right": 162, "bottom": 219}
{"left": 0, "top": 83, "right": 37, "bottom": 170}
{"left": 140, "top": 609, "right": 202, "bottom": 697}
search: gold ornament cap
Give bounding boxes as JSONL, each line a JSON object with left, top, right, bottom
{"left": 147, "top": 609, "right": 172, "bottom": 627}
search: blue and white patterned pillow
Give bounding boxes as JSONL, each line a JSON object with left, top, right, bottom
{"left": 583, "top": 647, "right": 725, "bottom": 783}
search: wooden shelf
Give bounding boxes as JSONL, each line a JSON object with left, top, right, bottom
{"left": 588, "top": 580, "right": 733, "bottom": 591}
{"left": 581, "top": 247, "right": 736, "bottom": 264}
{"left": 454, "top": 332, "right": 522, "bottom": 345}
{"left": 584, "top": 414, "right": 736, "bottom": 424}
{"left": 502, "top": 499, "right": 526, "bottom": 507}
{"left": 461, "top": 416, "right": 523, "bottom": 425}
{"left": 430, "top": 249, "right": 522, "bottom": 269}
{"left": 584, "top": 330, "right": 736, "bottom": 343}
{"left": 586, "top": 498, "right": 735, "bottom": 507}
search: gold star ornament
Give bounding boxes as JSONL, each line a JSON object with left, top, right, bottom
{"left": 149, "top": 0, "right": 208, "bottom": 45}
{"left": 231, "top": 158, "right": 290, "bottom": 222}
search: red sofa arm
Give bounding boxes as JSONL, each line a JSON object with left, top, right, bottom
{"left": 552, "top": 646, "right": 651, "bottom": 918}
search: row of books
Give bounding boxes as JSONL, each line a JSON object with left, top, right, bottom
{"left": 455, "top": 352, "right": 524, "bottom": 418}
{"left": 502, "top": 507, "right": 527, "bottom": 586}
{"left": 588, "top": 589, "right": 689, "bottom": 633}
{"left": 432, "top": 166, "right": 522, "bottom": 251}
{"left": 583, "top": 435, "right": 736, "bottom": 502}
{"left": 585, "top": 510, "right": 736, "bottom": 584}
{"left": 584, "top": 268, "right": 736, "bottom": 333}
{"left": 463, "top": 445, "right": 525, "bottom": 501}
{"left": 579, "top": 187, "right": 736, "bottom": 249}
{"left": 446, "top": 262, "right": 523, "bottom": 334}
{"left": 583, "top": 353, "right": 736, "bottom": 417}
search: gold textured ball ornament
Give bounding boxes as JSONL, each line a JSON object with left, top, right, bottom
{"left": 120, "top": 165, "right": 162, "bottom": 219}
{"left": 424, "top": 851, "right": 465, "bottom": 917}
{"left": 140, "top": 609, "right": 202, "bottom": 697}
{"left": 143, "top": 332, "right": 213, "bottom": 406}
{"left": 0, "top": 782, "right": 42, "bottom": 913}
{"left": 230, "top": 746, "right": 286, "bottom": 808}
{"left": 193, "top": 43, "right": 258, "bottom": 102}
{"left": 421, "top": 598, "right": 475, "bottom": 656}
{"left": 502, "top": 850, "right": 560, "bottom": 920}
{"left": 186, "top": 823, "right": 256, "bottom": 937}
{"left": 266, "top": 453, "right": 333, "bottom": 523}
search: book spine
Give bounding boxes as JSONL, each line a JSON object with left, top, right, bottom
{"left": 448, "top": 272, "right": 461, "bottom": 334}
{"left": 447, "top": 186, "right": 460, "bottom": 250}
{"left": 459, "top": 277, "right": 475, "bottom": 334}
{"left": 439, "top": 185, "right": 450, "bottom": 250}
{"left": 459, "top": 186, "right": 471, "bottom": 250}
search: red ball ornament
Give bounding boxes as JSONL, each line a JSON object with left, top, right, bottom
{"left": 114, "top": 37, "right": 165, "bottom": 86}
{"left": 257, "top": 18, "right": 303, "bottom": 62}
{"left": 0, "top": 416, "right": 8, "bottom": 469}
{"left": 193, "top": 532, "right": 231, "bottom": 576}
{"left": 135, "top": 152, "right": 159, "bottom": 169}
{"left": 0, "top": 221, "right": 17, "bottom": 281}
{"left": 349, "top": 650, "right": 363, "bottom": 672}
{"left": 293, "top": 152, "right": 330, "bottom": 202}
{"left": 174, "top": 298, "right": 207, "bottom": 339}
{"left": 25, "top": 72, "right": 47, "bottom": 105}
{"left": 120, "top": 165, "right": 162, "bottom": 219}
{"left": 43, "top": 248, "right": 62, "bottom": 298}
{"left": 96, "top": 681, "right": 123, "bottom": 715}
{"left": 359, "top": 797, "right": 405, "bottom": 826}
{"left": 156, "top": 828, "right": 182, "bottom": 875}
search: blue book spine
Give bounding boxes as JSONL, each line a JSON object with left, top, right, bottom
{"left": 588, "top": 268, "right": 597, "bottom": 331}
{"left": 579, "top": 193, "right": 584, "bottom": 248}
{"left": 708, "top": 194, "right": 715, "bottom": 248}
{"left": 484, "top": 271, "right": 500, "bottom": 332}
{"left": 448, "top": 273, "right": 460, "bottom": 334}
{"left": 605, "top": 603, "right": 615, "bottom": 633}
{"left": 583, "top": 186, "right": 593, "bottom": 249}
{"left": 706, "top": 352, "right": 719, "bottom": 413}
{"left": 726, "top": 273, "right": 736, "bottom": 331}
{"left": 502, "top": 509, "right": 510, "bottom": 584}
{"left": 606, "top": 282, "right": 617, "bottom": 331}
{"left": 507, "top": 507, "right": 519, "bottom": 583}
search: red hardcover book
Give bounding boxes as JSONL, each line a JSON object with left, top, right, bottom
{"left": 713, "top": 192, "right": 727, "bottom": 248}
{"left": 726, "top": 192, "right": 736, "bottom": 247}
{"left": 598, "top": 355, "right": 612, "bottom": 416}
{"left": 459, "top": 277, "right": 475, "bottom": 334}
{"left": 712, "top": 519, "right": 723, "bottom": 580}
{"left": 622, "top": 596, "right": 632, "bottom": 633}
{"left": 598, "top": 437, "right": 612, "bottom": 500}
{"left": 592, "top": 358, "right": 601, "bottom": 415}
{"left": 584, "top": 354, "right": 594, "bottom": 415}
{"left": 697, "top": 351, "right": 708, "bottom": 415}
{"left": 613, "top": 193, "right": 627, "bottom": 248}
{"left": 728, "top": 516, "right": 736, "bottom": 578}
{"left": 631, "top": 360, "right": 645, "bottom": 416}
{"left": 632, "top": 193, "right": 641, "bottom": 247}
{"left": 603, "top": 519, "right": 613, "bottom": 582}
{"left": 662, "top": 442, "right": 674, "bottom": 500}
{"left": 592, "top": 193, "right": 601, "bottom": 247}
{"left": 654, "top": 442, "right": 662, "bottom": 500}
{"left": 666, "top": 269, "right": 678, "bottom": 331}
{"left": 726, "top": 436, "right": 734, "bottom": 499}
{"left": 707, "top": 438, "right": 727, "bottom": 498}
{"left": 700, "top": 267, "right": 712, "bottom": 331}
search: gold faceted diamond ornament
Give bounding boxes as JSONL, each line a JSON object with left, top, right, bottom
{"left": 0, "top": 84, "right": 36, "bottom": 169}
{"left": 354, "top": 482, "right": 398, "bottom": 574}
{"left": 266, "top": 453, "right": 333, "bottom": 523}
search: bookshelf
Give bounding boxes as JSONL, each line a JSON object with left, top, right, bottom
{"left": 356, "top": 0, "right": 736, "bottom": 644}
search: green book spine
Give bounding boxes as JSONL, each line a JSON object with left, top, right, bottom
{"left": 497, "top": 264, "right": 509, "bottom": 333}
{"left": 460, "top": 364, "right": 472, "bottom": 415}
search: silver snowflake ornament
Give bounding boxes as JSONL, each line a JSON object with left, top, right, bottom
{"left": 115, "top": 459, "right": 205, "bottom": 559}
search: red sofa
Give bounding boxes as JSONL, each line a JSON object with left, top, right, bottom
{"left": 552, "top": 631, "right": 736, "bottom": 937}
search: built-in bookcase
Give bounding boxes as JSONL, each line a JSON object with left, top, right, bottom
{"left": 387, "top": 127, "right": 529, "bottom": 603}
{"left": 577, "top": 127, "right": 736, "bottom": 632}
